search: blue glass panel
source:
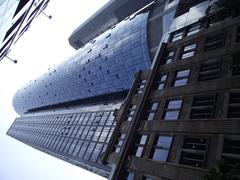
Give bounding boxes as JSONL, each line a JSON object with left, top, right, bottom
{"left": 156, "top": 136, "right": 172, "bottom": 148}
{"left": 164, "top": 111, "right": 180, "bottom": 120}
{"left": 13, "top": 12, "right": 152, "bottom": 114}
{"left": 167, "top": 100, "right": 182, "bottom": 109}
{"left": 152, "top": 149, "right": 169, "bottom": 161}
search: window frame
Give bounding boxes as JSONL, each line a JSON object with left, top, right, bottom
{"left": 227, "top": 91, "right": 240, "bottom": 118}
{"left": 172, "top": 69, "right": 190, "bottom": 87}
{"left": 190, "top": 94, "right": 216, "bottom": 119}
{"left": 136, "top": 79, "right": 147, "bottom": 94}
{"left": 186, "top": 22, "right": 203, "bottom": 37}
{"left": 146, "top": 101, "right": 160, "bottom": 121}
{"left": 114, "top": 133, "right": 126, "bottom": 153}
{"left": 171, "top": 30, "right": 184, "bottom": 42}
{"left": 205, "top": 31, "right": 225, "bottom": 51}
{"left": 164, "top": 49, "right": 176, "bottom": 64}
{"left": 180, "top": 136, "right": 208, "bottom": 168}
{"left": 162, "top": 99, "right": 183, "bottom": 120}
{"left": 150, "top": 135, "right": 173, "bottom": 162}
{"left": 198, "top": 59, "right": 221, "bottom": 81}
{"left": 180, "top": 43, "right": 197, "bottom": 60}
{"left": 222, "top": 138, "right": 240, "bottom": 166}
{"left": 156, "top": 73, "right": 168, "bottom": 90}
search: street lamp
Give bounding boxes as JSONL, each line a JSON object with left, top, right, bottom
{"left": 5, "top": 55, "right": 17, "bottom": 64}
{"left": 40, "top": 11, "right": 52, "bottom": 19}
{"left": 34, "top": 3, "right": 52, "bottom": 19}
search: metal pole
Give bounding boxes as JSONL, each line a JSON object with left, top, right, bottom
{"left": 5, "top": 56, "right": 17, "bottom": 64}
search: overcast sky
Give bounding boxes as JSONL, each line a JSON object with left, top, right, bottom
{"left": 0, "top": 1, "right": 109, "bottom": 179}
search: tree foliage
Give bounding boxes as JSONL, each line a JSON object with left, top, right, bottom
{"left": 204, "top": 160, "right": 240, "bottom": 180}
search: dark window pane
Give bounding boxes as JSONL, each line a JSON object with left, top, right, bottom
{"left": 199, "top": 59, "right": 221, "bottom": 81}
{"left": 236, "top": 26, "right": 240, "bottom": 42}
{"left": 231, "top": 53, "right": 240, "bottom": 76}
{"left": 191, "top": 95, "right": 215, "bottom": 119}
{"left": 205, "top": 32, "right": 225, "bottom": 51}
{"left": 228, "top": 92, "right": 240, "bottom": 118}
{"left": 180, "top": 136, "right": 207, "bottom": 168}
{"left": 222, "top": 139, "right": 240, "bottom": 166}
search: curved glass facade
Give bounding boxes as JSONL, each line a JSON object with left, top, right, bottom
{"left": 13, "top": 12, "right": 151, "bottom": 114}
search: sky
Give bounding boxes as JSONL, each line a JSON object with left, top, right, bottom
{"left": 0, "top": 1, "right": 109, "bottom": 180}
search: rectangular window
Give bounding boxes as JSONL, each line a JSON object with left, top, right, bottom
{"left": 72, "top": 140, "right": 83, "bottom": 157}
{"left": 190, "top": 94, "right": 215, "bottom": 119}
{"left": 125, "top": 172, "right": 135, "bottom": 180}
{"left": 75, "top": 126, "right": 84, "bottom": 139}
{"left": 99, "top": 127, "right": 110, "bottom": 142}
{"left": 133, "top": 135, "right": 148, "bottom": 157}
{"left": 78, "top": 141, "right": 89, "bottom": 158}
{"left": 208, "top": 12, "right": 227, "bottom": 27}
{"left": 81, "top": 126, "right": 90, "bottom": 139}
{"left": 156, "top": 74, "right": 167, "bottom": 90}
{"left": 99, "top": 112, "right": 109, "bottom": 125}
{"left": 92, "top": 127, "right": 102, "bottom": 141}
{"left": 82, "top": 113, "right": 90, "bottom": 125}
{"left": 162, "top": 99, "right": 182, "bottom": 120}
{"left": 222, "top": 138, "right": 240, "bottom": 166}
{"left": 68, "top": 139, "right": 78, "bottom": 155}
{"left": 180, "top": 137, "right": 208, "bottom": 168}
{"left": 151, "top": 136, "right": 173, "bottom": 161}
{"left": 83, "top": 142, "right": 96, "bottom": 160}
{"left": 126, "top": 105, "right": 136, "bottom": 122}
{"left": 86, "top": 127, "right": 95, "bottom": 140}
{"left": 87, "top": 113, "right": 96, "bottom": 125}
{"left": 106, "top": 128, "right": 114, "bottom": 143}
{"left": 236, "top": 26, "right": 240, "bottom": 42}
{"left": 90, "top": 143, "right": 103, "bottom": 162}
{"left": 228, "top": 92, "right": 240, "bottom": 118}
{"left": 187, "top": 22, "right": 203, "bottom": 36}
{"left": 205, "top": 32, "right": 225, "bottom": 51}
{"left": 171, "top": 30, "right": 184, "bottom": 42}
{"left": 136, "top": 79, "right": 147, "bottom": 94}
{"left": 164, "top": 50, "right": 175, "bottom": 64}
{"left": 106, "top": 112, "right": 115, "bottom": 125}
{"left": 114, "top": 133, "right": 126, "bottom": 153}
{"left": 172, "top": 69, "right": 190, "bottom": 87}
{"left": 231, "top": 53, "right": 240, "bottom": 76}
{"left": 146, "top": 102, "right": 159, "bottom": 121}
{"left": 199, "top": 59, "right": 221, "bottom": 81}
{"left": 143, "top": 176, "right": 154, "bottom": 180}
{"left": 181, "top": 43, "right": 197, "bottom": 59}
{"left": 63, "top": 138, "right": 73, "bottom": 153}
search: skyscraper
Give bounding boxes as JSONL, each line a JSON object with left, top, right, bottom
{"left": 101, "top": 1, "right": 240, "bottom": 179}
{"left": 0, "top": 0, "right": 50, "bottom": 62}
{"left": 7, "top": 0, "right": 178, "bottom": 177}
{"left": 7, "top": 0, "right": 240, "bottom": 179}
